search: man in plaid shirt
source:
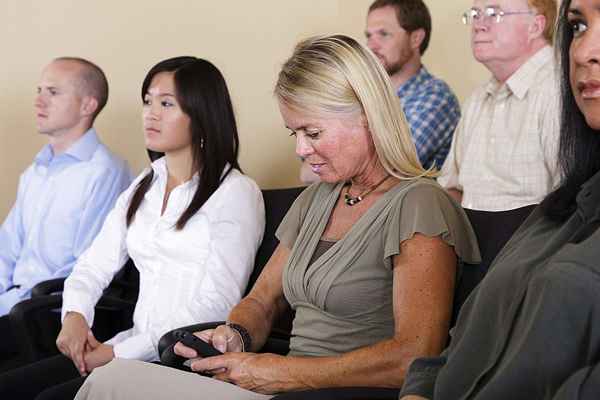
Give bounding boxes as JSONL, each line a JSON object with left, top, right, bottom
{"left": 366, "top": 0, "right": 460, "bottom": 169}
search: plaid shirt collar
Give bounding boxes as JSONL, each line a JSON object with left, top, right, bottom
{"left": 397, "top": 66, "right": 432, "bottom": 97}
{"left": 485, "top": 46, "right": 553, "bottom": 101}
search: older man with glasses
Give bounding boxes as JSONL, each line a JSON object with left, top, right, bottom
{"left": 439, "top": 0, "right": 559, "bottom": 236}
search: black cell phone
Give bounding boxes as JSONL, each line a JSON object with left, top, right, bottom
{"left": 173, "top": 330, "right": 223, "bottom": 358}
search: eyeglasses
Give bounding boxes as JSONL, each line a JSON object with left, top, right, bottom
{"left": 462, "top": 6, "right": 533, "bottom": 25}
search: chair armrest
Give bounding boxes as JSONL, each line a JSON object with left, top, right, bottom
{"left": 9, "top": 294, "right": 64, "bottom": 363}
{"left": 9, "top": 291, "right": 137, "bottom": 364}
{"left": 31, "top": 278, "right": 66, "bottom": 297}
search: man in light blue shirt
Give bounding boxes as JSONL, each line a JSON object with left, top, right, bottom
{"left": 0, "top": 57, "right": 131, "bottom": 325}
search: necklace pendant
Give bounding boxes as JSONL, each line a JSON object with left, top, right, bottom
{"left": 343, "top": 174, "right": 389, "bottom": 207}
{"left": 344, "top": 193, "right": 362, "bottom": 206}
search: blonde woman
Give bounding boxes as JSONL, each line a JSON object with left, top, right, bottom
{"left": 74, "top": 35, "right": 480, "bottom": 400}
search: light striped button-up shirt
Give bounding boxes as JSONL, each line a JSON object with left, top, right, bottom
{"left": 438, "top": 46, "right": 561, "bottom": 212}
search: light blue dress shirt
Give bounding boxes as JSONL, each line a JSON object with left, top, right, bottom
{"left": 0, "top": 128, "right": 132, "bottom": 316}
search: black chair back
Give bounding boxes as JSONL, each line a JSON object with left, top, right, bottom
{"left": 245, "top": 187, "right": 305, "bottom": 295}
{"left": 451, "top": 204, "right": 537, "bottom": 326}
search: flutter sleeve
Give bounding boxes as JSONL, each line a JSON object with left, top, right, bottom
{"left": 383, "top": 181, "right": 481, "bottom": 267}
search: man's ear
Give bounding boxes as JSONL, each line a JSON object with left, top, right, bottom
{"left": 80, "top": 96, "right": 99, "bottom": 118}
{"left": 529, "top": 14, "right": 546, "bottom": 41}
{"left": 409, "top": 28, "right": 426, "bottom": 53}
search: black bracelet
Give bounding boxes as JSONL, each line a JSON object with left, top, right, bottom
{"left": 226, "top": 322, "right": 252, "bottom": 352}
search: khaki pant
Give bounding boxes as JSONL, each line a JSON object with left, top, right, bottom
{"left": 75, "top": 359, "right": 274, "bottom": 400}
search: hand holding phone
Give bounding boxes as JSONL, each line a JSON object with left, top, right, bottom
{"left": 173, "top": 330, "right": 223, "bottom": 358}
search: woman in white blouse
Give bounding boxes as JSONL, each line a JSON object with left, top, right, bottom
{"left": 0, "top": 56, "right": 265, "bottom": 400}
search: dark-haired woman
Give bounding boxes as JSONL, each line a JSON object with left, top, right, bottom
{"left": 399, "top": 1, "right": 600, "bottom": 399}
{"left": 0, "top": 56, "right": 264, "bottom": 400}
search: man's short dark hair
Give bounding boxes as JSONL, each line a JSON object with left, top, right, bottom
{"left": 54, "top": 57, "right": 109, "bottom": 121}
{"left": 369, "top": 0, "right": 432, "bottom": 55}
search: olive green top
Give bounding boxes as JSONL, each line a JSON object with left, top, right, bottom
{"left": 401, "top": 170, "right": 600, "bottom": 400}
{"left": 276, "top": 178, "right": 481, "bottom": 357}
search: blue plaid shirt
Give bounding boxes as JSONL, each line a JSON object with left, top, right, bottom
{"left": 397, "top": 67, "right": 461, "bottom": 169}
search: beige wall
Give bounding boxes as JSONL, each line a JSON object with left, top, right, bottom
{"left": 0, "top": 0, "right": 487, "bottom": 219}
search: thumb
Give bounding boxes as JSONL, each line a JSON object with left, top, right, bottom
{"left": 87, "top": 330, "right": 101, "bottom": 349}
{"left": 212, "top": 335, "right": 227, "bottom": 353}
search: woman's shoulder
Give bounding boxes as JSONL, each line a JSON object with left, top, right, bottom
{"left": 219, "top": 168, "right": 261, "bottom": 195}
{"left": 389, "top": 177, "right": 448, "bottom": 205}
{"left": 384, "top": 177, "right": 459, "bottom": 218}
{"left": 201, "top": 169, "right": 265, "bottom": 218}
{"left": 386, "top": 177, "right": 481, "bottom": 263}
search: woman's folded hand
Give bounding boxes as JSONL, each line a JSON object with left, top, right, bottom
{"left": 56, "top": 311, "right": 90, "bottom": 376}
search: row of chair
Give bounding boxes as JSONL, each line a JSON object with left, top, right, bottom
{"left": 8, "top": 186, "right": 535, "bottom": 368}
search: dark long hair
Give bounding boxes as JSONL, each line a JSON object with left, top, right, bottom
{"left": 126, "top": 56, "right": 241, "bottom": 230}
{"left": 540, "top": 0, "right": 600, "bottom": 221}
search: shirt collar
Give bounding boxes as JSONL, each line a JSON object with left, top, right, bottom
{"left": 485, "top": 46, "right": 553, "bottom": 100}
{"left": 397, "top": 66, "right": 431, "bottom": 95}
{"left": 33, "top": 145, "right": 54, "bottom": 167}
{"left": 34, "top": 128, "right": 100, "bottom": 166}
{"left": 64, "top": 128, "right": 100, "bottom": 161}
{"left": 150, "top": 156, "right": 168, "bottom": 179}
{"left": 150, "top": 156, "right": 203, "bottom": 187}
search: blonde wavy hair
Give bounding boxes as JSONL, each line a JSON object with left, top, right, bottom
{"left": 274, "top": 34, "right": 436, "bottom": 181}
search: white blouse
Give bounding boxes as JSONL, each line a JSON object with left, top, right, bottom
{"left": 62, "top": 157, "right": 265, "bottom": 361}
